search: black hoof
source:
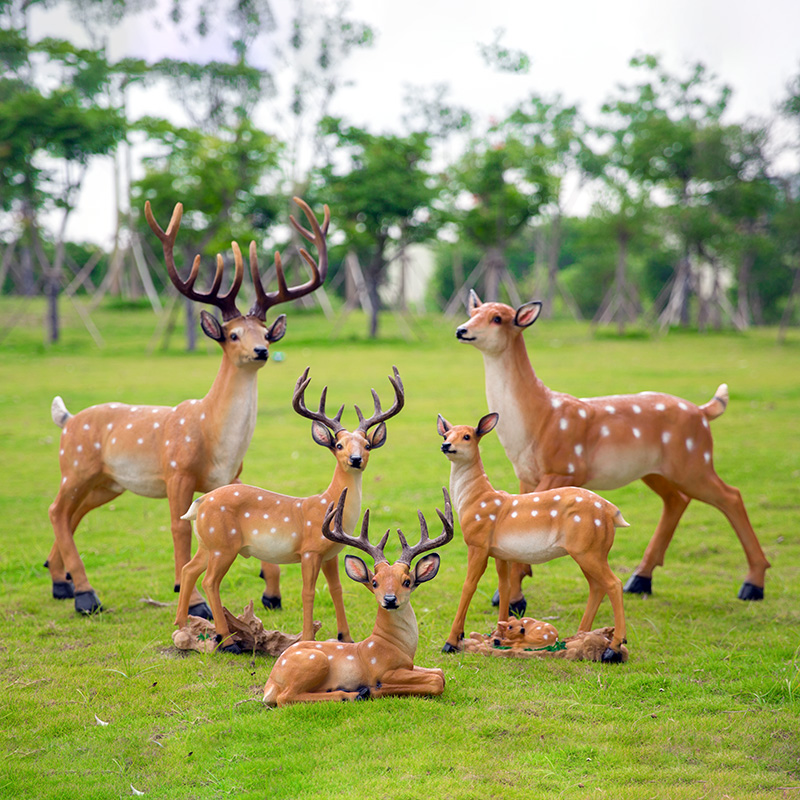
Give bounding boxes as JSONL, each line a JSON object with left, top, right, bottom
{"left": 492, "top": 638, "right": 502, "bottom": 647}
{"left": 509, "top": 597, "right": 527, "bottom": 617}
{"left": 188, "top": 601, "right": 213, "bottom": 620}
{"left": 601, "top": 647, "right": 623, "bottom": 664}
{"left": 74, "top": 590, "right": 103, "bottom": 615}
{"left": 217, "top": 641, "right": 243, "bottom": 655}
{"left": 491, "top": 589, "right": 500, "bottom": 607}
{"left": 442, "top": 642, "right": 460, "bottom": 653}
{"left": 738, "top": 582, "right": 764, "bottom": 601}
{"left": 261, "top": 594, "right": 282, "bottom": 611}
{"left": 355, "top": 686, "right": 371, "bottom": 701}
{"left": 52, "top": 580, "right": 74, "bottom": 600}
{"left": 623, "top": 574, "right": 652, "bottom": 595}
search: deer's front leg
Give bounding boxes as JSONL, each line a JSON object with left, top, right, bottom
{"left": 167, "top": 474, "right": 211, "bottom": 619}
{"left": 259, "top": 562, "right": 282, "bottom": 610}
{"left": 370, "top": 666, "right": 446, "bottom": 698}
{"left": 321, "top": 557, "right": 353, "bottom": 642}
{"left": 299, "top": 552, "right": 323, "bottom": 641}
{"left": 443, "top": 546, "right": 490, "bottom": 652}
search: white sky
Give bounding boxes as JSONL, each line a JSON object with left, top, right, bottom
{"left": 30, "top": 0, "right": 800, "bottom": 245}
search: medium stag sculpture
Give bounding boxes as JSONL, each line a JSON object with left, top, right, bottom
{"left": 455, "top": 292, "right": 769, "bottom": 606}
{"left": 262, "top": 488, "right": 453, "bottom": 706}
{"left": 438, "top": 412, "right": 628, "bottom": 663}
{"left": 47, "top": 198, "right": 329, "bottom": 615}
{"left": 176, "top": 367, "right": 405, "bottom": 649}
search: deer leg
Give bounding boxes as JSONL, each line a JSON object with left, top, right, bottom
{"left": 673, "top": 471, "right": 770, "bottom": 599}
{"left": 443, "top": 547, "right": 490, "bottom": 651}
{"left": 299, "top": 553, "right": 323, "bottom": 641}
{"left": 625, "top": 474, "right": 690, "bottom": 595}
{"left": 200, "top": 549, "right": 239, "bottom": 652}
{"left": 167, "top": 475, "right": 210, "bottom": 617}
{"left": 175, "top": 546, "right": 210, "bottom": 628}
{"left": 494, "top": 558, "right": 511, "bottom": 622}
{"left": 321, "top": 556, "right": 352, "bottom": 642}
{"left": 259, "top": 561, "right": 282, "bottom": 610}
{"left": 370, "top": 667, "right": 446, "bottom": 698}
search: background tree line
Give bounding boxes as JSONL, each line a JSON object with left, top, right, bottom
{"left": 2, "top": 0, "right": 800, "bottom": 342}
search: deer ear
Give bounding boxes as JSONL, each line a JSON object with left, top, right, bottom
{"left": 344, "top": 555, "right": 372, "bottom": 585}
{"left": 311, "top": 421, "right": 335, "bottom": 448}
{"left": 413, "top": 553, "right": 440, "bottom": 585}
{"left": 514, "top": 301, "right": 542, "bottom": 328}
{"left": 468, "top": 289, "right": 482, "bottom": 315}
{"left": 200, "top": 310, "right": 225, "bottom": 342}
{"left": 476, "top": 412, "right": 499, "bottom": 437}
{"left": 267, "top": 313, "right": 287, "bottom": 342}
{"left": 437, "top": 414, "right": 451, "bottom": 437}
{"left": 367, "top": 422, "right": 387, "bottom": 450}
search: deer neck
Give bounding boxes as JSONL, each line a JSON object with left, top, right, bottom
{"left": 201, "top": 357, "right": 260, "bottom": 456}
{"left": 449, "top": 454, "right": 493, "bottom": 519}
{"left": 326, "top": 467, "right": 364, "bottom": 533}
{"left": 370, "top": 603, "right": 418, "bottom": 663}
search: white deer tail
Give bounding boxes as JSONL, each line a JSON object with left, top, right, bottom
{"left": 613, "top": 508, "right": 630, "bottom": 528}
{"left": 51, "top": 396, "right": 71, "bottom": 428}
{"left": 181, "top": 497, "right": 203, "bottom": 521}
{"left": 700, "top": 383, "right": 728, "bottom": 421}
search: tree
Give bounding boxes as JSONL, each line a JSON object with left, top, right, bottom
{"left": 314, "top": 117, "right": 438, "bottom": 338}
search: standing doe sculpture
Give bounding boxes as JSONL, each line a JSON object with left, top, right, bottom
{"left": 47, "top": 198, "right": 328, "bottom": 615}
{"left": 262, "top": 488, "right": 453, "bottom": 706}
{"left": 438, "top": 412, "right": 628, "bottom": 663}
{"left": 455, "top": 292, "right": 769, "bottom": 605}
{"left": 176, "top": 367, "right": 405, "bottom": 648}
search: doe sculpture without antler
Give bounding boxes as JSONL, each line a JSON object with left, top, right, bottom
{"left": 456, "top": 292, "right": 770, "bottom": 606}
{"left": 262, "top": 488, "right": 453, "bottom": 706}
{"left": 438, "top": 412, "right": 628, "bottom": 663}
{"left": 176, "top": 366, "right": 405, "bottom": 649}
{"left": 47, "top": 198, "right": 329, "bottom": 615}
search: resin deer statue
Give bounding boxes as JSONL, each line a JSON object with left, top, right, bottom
{"left": 47, "top": 197, "right": 329, "bottom": 615}
{"left": 438, "top": 412, "right": 628, "bottom": 663}
{"left": 455, "top": 292, "right": 770, "bottom": 606}
{"left": 176, "top": 366, "right": 405, "bottom": 649}
{"left": 262, "top": 488, "right": 453, "bottom": 706}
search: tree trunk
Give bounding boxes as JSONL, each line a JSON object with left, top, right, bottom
{"left": 483, "top": 246, "right": 504, "bottom": 302}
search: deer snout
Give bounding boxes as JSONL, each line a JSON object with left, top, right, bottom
{"left": 382, "top": 594, "right": 398, "bottom": 609}
{"left": 348, "top": 455, "right": 363, "bottom": 469}
{"left": 253, "top": 345, "right": 269, "bottom": 361}
{"left": 441, "top": 443, "right": 454, "bottom": 454}
{"left": 455, "top": 326, "right": 475, "bottom": 341}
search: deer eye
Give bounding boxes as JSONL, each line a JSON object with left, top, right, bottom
{"left": 230, "top": 332, "right": 239, "bottom": 341}
{"left": 371, "top": 579, "right": 378, "bottom": 588}
{"left": 463, "top": 434, "right": 471, "bottom": 441}
{"left": 336, "top": 443, "right": 343, "bottom": 450}
{"left": 365, "top": 443, "right": 371, "bottom": 451}
{"left": 403, "top": 579, "right": 411, "bottom": 588}
{"left": 492, "top": 315, "right": 502, "bottom": 324}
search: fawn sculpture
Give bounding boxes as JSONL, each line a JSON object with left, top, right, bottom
{"left": 47, "top": 198, "right": 328, "bottom": 615}
{"left": 262, "top": 488, "right": 453, "bottom": 706}
{"left": 456, "top": 292, "right": 769, "bottom": 605}
{"left": 176, "top": 367, "right": 405, "bottom": 649}
{"left": 438, "top": 412, "right": 628, "bottom": 663}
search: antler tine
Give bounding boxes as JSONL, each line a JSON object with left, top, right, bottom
{"left": 248, "top": 197, "right": 329, "bottom": 321}
{"left": 397, "top": 488, "right": 454, "bottom": 565}
{"left": 322, "top": 489, "right": 390, "bottom": 564}
{"left": 144, "top": 200, "right": 243, "bottom": 321}
{"left": 291, "top": 367, "right": 346, "bottom": 434}
{"left": 355, "top": 366, "right": 405, "bottom": 433}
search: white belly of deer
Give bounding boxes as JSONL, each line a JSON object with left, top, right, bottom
{"left": 240, "top": 534, "right": 301, "bottom": 563}
{"left": 106, "top": 453, "right": 165, "bottom": 498}
{"left": 492, "top": 529, "right": 567, "bottom": 564}
{"left": 584, "top": 440, "right": 661, "bottom": 490}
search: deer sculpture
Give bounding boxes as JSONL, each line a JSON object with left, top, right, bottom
{"left": 262, "top": 488, "right": 453, "bottom": 706}
{"left": 176, "top": 366, "right": 405, "bottom": 649}
{"left": 455, "top": 292, "right": 770, "bottom": 608}
{"left": 438, "top": 412, "right": 628, "bottom": 663}
{"left": 47, "top": 197, "right": 329, "bottom": 615}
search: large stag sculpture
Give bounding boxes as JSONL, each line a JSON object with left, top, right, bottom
{"left": 455, "top": 292, "right": 770, "bottom": 609}
{"left": 47, "top": 198, "right": 328, "bottom": 615}
{"left": 262, "top": 489, "right": 453, "bottom": 706}
{"left": 438, "top": 412, "right": 628, "bottom": 662}
{"left": 176, "top": 367, "right": 405, "bottom": 648}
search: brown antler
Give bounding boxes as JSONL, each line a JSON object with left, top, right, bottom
{"left": 291, "top": 367, "right": 346, "bottom": 435}
{"left": 397, "top": 488, "right": 454, "bottom": 565}
{"left": 355, "top": 366, "right": 405, "bottom": 433}
{"left": 322, "top": 489, "right": 390, "bottom": 565}
{"left": 144, "top": 201, "right": 244, "bottom": 321}
{"left": 248, "top": 197, "right": 329, "bottom": 321}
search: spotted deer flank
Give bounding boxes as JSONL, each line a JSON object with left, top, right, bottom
{"left": 175, "top": 366, "right": 405, "bottom": 650}
{"left": 454, "top": 291, "right": 770, "bottom": 603}
{"left": 438, "top": 412, "right": 629, "bottom": 663}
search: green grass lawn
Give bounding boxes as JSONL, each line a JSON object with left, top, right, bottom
{"left": 1, "top": 298, "right": 799, "bottom": 799}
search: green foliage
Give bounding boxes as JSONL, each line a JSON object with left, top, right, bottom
{"left": 1, "top": 301, "right": 799, "bottom": 797}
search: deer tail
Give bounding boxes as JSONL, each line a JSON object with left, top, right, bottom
{"left": 181, "top": 497, "right": 203, "bottom": 521}
{"left": 613, "top": 508, "right": 630, "bottom": 528}
{"left": 51, "top": 396, "right": 72, "bottom": 428}
{"left": 700, "top": 383, "right": 729, "bottom": 421}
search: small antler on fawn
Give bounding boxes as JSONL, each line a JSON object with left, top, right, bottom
{"left": 47, "top": 198, "right": 329, "bottom": 615}
{"left": 438, "top": 412, "right": 628, "bottom": 663}
{"left": 455, "top": 292, "right": 770, "bottom": 607}
{"left": 176, "top": 367, "right": 405, "bottom": 649}
{"left": 262, "top": 488, "right": 453, "bottom": 706}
